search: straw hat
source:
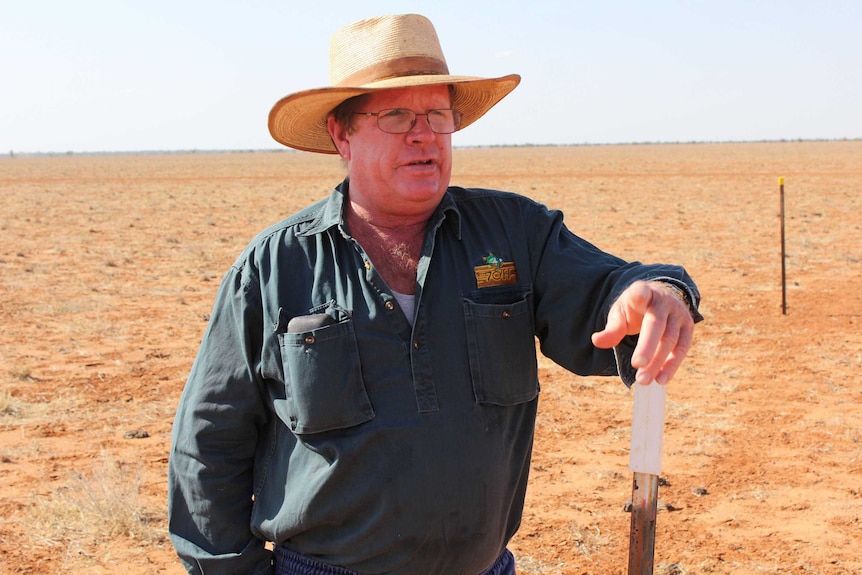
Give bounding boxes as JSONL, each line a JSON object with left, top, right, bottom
{"left": 268, "top": 14, "right": 521, "bottom": 154}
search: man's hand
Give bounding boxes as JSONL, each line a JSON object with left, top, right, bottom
{"left": 591, "top": 280, "right": 694, "bottom": 386}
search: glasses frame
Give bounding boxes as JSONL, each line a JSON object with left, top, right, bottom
{"left": 352, "top": 108, "right": 463, "bottom": 135}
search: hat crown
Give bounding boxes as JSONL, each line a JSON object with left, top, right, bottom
{"left": 329, "top": 14, "right": 450, "bottom": 87}
{"left": 268, "top": 13, "right": 520, "bottom": 153}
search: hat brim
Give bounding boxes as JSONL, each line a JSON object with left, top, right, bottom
{"left": 268, "top": 74, "right": 521, "bottom": 154}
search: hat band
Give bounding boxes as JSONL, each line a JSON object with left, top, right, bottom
{"left": 337, "top": 56, "right": 450, "bottom": 87}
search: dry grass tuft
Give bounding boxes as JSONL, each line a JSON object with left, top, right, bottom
{"left": 1, "top": 386, "right": 21, "bottom": 416}
{"left": 513, "top": 555, "right": 568, "bottom": 574}
{"left": 8, "top": 365, "right": 33, "bottom": 381}
{"left": 26, "top": 452, "right": 158, "bottom": 554}
{"left": 656, "top": 563, "right": 687, "bottom": 575}
{"left": 568, "top": 520, "right": 611, "bottom": 556}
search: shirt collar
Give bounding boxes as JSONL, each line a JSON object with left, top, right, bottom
{"left": 430, "top": 189, "right": 462, "bottom": 240}
{"left": 296, "top": 178, "right": 462, "bottom": 240}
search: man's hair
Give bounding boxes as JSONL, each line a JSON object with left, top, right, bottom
{"left": 330, "top": 94, "right": 370, "bottom": 135}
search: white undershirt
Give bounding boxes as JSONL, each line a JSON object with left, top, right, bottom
{"left": 391, "top": 290, "right": 416, "bottom": 326}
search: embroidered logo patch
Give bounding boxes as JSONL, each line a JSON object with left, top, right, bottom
{"left": 474, "top": 252, "right": 518, "bottom": 288}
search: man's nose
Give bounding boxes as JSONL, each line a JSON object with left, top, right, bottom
{"left": 407, "top": 113, "right": 435, "bottom": 140}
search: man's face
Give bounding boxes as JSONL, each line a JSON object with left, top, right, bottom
{"left": 328, "top": 84, "right": 454, "bottom": 221}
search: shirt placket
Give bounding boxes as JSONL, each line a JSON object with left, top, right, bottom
{"left": 408, "top": 216, "right": 448, "bottom": 413}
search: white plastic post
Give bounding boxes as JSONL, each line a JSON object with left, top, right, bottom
{"left": 628, "top": 381, "right": 667, "bottom": 575}
{"left": 629, "top": 381, "right": 667, "bottom": 476}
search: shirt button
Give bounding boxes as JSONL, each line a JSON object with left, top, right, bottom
{"left": 413, "top": 341, "right": 420, "bottom": 350}
{"left": 502, "top": 310, "right": 511, "bottom": 319}
{"left": 385, "top": 301, "right": 395, "bottom": 311}
{"left": 304, "top": 335, "right": 315, "bottom": 344}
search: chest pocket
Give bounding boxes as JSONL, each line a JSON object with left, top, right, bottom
{"left": 277, "top": 315, "right": 374, "bottom": 434}
{"left": 462, "top": 289, "right": 539, "bottom": 406}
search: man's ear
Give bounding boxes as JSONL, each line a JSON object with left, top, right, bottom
{"left": 327, "top": 115, "right": 350, "bottom": 159}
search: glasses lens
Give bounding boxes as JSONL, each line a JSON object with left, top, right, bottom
{"left": 375, "top": 109, "right": 462, "bottom": 134}
{"left": 376, "top": 109, "right": 415, "bottom": 134}
{"left": 427, "top": 109, "right": 461, "bottom": 134}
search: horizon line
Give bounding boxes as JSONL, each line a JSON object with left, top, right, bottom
{"left": 4, "top": 137, "right": 860, "bottom": 158}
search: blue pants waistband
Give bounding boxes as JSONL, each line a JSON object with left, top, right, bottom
{"left": 273, "top": 546, "right": 515, "bottom": 575}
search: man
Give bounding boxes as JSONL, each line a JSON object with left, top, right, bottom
{"left": 168, "top": 13, "right": 702, "bottom": 575}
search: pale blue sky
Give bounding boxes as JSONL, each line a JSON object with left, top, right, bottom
{"left": 2, "top": 0, "right": 859, "bottom": 153}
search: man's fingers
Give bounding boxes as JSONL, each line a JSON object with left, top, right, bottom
{"left": 591, "top": 284, "right": 648, "bottom": 349}
{"left": 591, "top": 306, "right": 625, "bottom": 349}
{"left": 652, "top": 316, "right": 694, "bottom": 384}
{"left": 630, "top": 303, "right": 667, "bottom": 368}
{"left": 593, "top": 281, "right": 695, "bottom": 385}
{"left": 634, "top": 311, "right": 677, "bottom": 384}
{"left": 635, "top": 296, "right": 695, "bottom": 384}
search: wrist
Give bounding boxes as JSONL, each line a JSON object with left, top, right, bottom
{"left": 650, "top": 280, "right": 689, "bottom": 306}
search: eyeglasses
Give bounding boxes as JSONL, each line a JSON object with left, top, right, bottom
{"left": 352, "top": 108, "right": 463, "bottom": 134}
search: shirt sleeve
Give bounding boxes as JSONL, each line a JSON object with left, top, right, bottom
{"left": 168, "top": 262, "right": 274, "bottom": 575}
{"left": 526, "top": 201, "right": 702, "bottom": 384}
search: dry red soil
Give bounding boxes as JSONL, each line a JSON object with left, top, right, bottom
{"left": 1, "top": 141, "right": 860, "bottom": 574}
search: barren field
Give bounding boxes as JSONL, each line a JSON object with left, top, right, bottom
{"left": 1, "top": 141, "right": 860, "bottom": 574}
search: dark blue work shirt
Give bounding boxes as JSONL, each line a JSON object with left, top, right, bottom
{"left": 168, "top": 180, "right": 701, "bottom": 575}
